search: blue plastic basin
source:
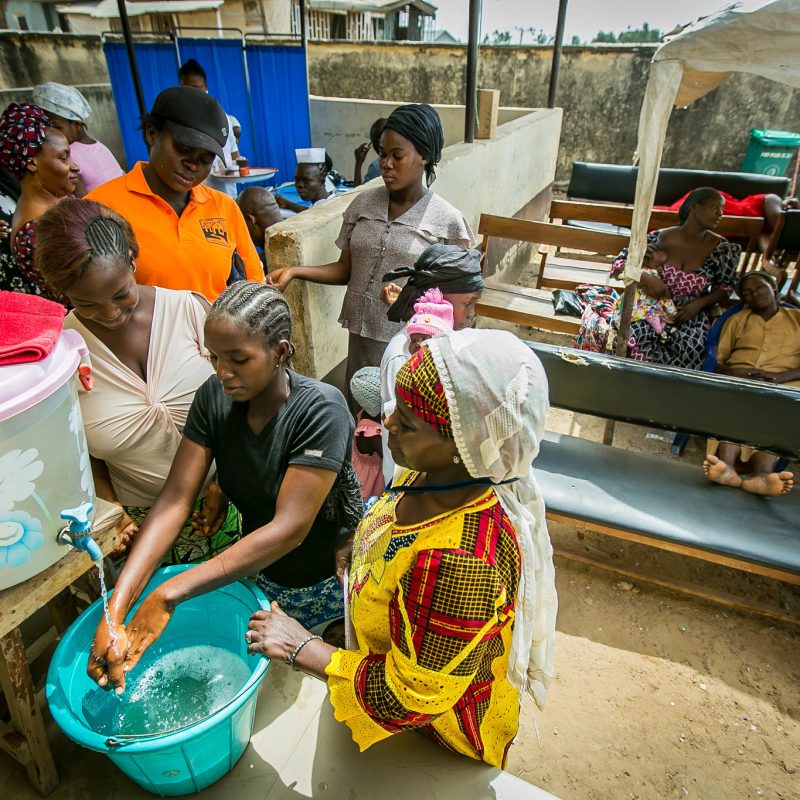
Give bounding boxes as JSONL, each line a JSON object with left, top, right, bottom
{"left": 46, "top": 566, "right": 270, "bottom": 796}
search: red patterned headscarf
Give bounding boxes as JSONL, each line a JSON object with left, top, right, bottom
{"left": 395, "top": 344, "right": 453, "bottom": 439}
{"left": 0, "top": 103, "right": 51, "bottom": 180}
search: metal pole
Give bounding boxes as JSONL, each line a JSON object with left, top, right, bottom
{"left": 116, "top": 0, "right": 146, "bottom": 116}
{"left": 547, "top": 0, "right": 568, "bottom": 108}
{"left": 299, "top": 0, "right": 308, "bottom": 47}
{"left": 299, "top": 0, "right": 311, "bottom": 143}
{"left": 464, "top": 0, "right": 480, "bottom": 142}
{"left": 602, "top": 281, "right": 636, "bottom": 445}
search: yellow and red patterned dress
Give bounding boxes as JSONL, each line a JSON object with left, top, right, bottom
{"left": 325, "top": 470, "right": 522, "bottom": 768}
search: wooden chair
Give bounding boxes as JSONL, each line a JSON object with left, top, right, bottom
{"left": 480, "top": 212, "right": 629, "bottom": 291}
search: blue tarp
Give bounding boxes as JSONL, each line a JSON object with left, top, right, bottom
{"left": 103, "top": 42, "right": 178, "bottom": 167}
{"left": 245, "top": 44, "right": 311, "bottom": 183}
{"left": 175, "top": 38, "right": 258, "bottom": 167}
{"left": 103, "top": 39, "right": 310, "bottom": 184}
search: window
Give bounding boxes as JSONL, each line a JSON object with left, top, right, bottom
{"left": 330, "top": 14, "right": 346, "bottom": 40}
{"left": 244, "top": 1, "right": 261, "bottom": 26}
{"left": 15, "top": 15, "right": 30, "bottom": 31}
{"left": 110, "top": 16, "right": 143, "bottom": 33}
{"left": 149, "top": 14, "right": 175, "bottom": 34}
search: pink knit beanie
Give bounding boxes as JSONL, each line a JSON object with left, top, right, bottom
{"left": 406, "top": 287, "right": 454, "bottom": 338}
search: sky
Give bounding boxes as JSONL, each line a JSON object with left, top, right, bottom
{"left": 432, "top": 0, "right": 730, "bottom": 43}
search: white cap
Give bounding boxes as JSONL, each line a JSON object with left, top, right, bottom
{"left": 295, "top": 147, "right": 326, "bottom": 164}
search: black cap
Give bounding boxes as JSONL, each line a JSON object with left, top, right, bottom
{"left": 150, "top": 86, "right": 227, "bottom": 160}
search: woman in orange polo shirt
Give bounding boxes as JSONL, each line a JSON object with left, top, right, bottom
{"left": 88, "top": 86, "right": 262, "bottom": 300}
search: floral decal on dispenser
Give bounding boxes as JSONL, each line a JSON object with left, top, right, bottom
{"left": 0, "top": 510, "right": 43, "bottom": 567}
{"left": 68, "top": 406, "right": 92, "bottom": 493}
{"left": 0, "top": 448, "right": 44, "bottom": 512}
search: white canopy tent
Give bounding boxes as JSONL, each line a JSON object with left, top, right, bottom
{"left": 625, "top": 0, "right": 800, "bottom": 284}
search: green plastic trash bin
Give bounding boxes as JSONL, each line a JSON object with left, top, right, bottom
{"left": 741, "top": 128, "right": 800, "bottom": 177}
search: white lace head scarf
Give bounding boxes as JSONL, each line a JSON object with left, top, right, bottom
{"left": 425, "top": 328, "right": 557, "bottom": 709}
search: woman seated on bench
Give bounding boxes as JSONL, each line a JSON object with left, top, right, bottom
{"left": 610, "top": 188, "right": 740, "bottom": 369}
{"left": 703, "top": 270, "right": 797, "bottom": 496}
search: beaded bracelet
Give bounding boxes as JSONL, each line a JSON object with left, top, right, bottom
{"left": 288, "top": 634, "right": 322, "bottom": 670}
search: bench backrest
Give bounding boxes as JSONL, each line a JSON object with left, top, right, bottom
{"left": 549, "top": 200, "right": 764, "bottom": 240}
{"left": 567, "top": 161, "right": 791, "bottom": 206}
{"left": 526, "top": 341, "right": 800, "bottom": 459}
{"left": 479, "top": 214, "right": 628, "bottom": 256}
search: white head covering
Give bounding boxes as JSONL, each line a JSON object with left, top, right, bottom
{"left": 426, "top": 328, "right": 557, "bottom": 710}
{"left": 295, "top": 147, "right": 326, "bottom": 164}
{"left": 33, "top": 83, "right": 91, "bottom": 123}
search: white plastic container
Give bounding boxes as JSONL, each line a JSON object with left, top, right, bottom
{"left": 0, "top": 329, "right": 96, "bottom": 590}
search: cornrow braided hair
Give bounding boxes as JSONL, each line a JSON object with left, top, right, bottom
{"left": 34, "top": 197, "right": 138, "bottom": 294}
{"left": 208, "top": 280, "right": 294, "bottom": 351}
{"left": 85, "top": 216, "right": 128, "bottom": 260}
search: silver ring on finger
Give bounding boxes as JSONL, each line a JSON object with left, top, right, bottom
{"left": 244, "top": 630, "right": 253, "bottom": 644}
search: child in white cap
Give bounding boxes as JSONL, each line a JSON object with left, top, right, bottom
{"left": 276, "top": 148, "right": 334, "bottom": 216}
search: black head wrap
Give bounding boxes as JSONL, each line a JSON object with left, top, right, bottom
{"left": 383, "top": 243, "right": 484, "bottom": 322}
{"left": 384, "top": 104, "right": 444, "bottom": 187}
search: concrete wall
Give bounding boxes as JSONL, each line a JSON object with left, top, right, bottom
{"left": 2, "top": 34, "right": 798, "bottom": 185}
{"left": 0, "top": 84, "right": 126, "bottom": 167}
{"left": 308, "top": 41, "right": 800, "bottom": 183}
{"left": 0, "top": 32, "right": 110, "bottom": 88}
{"left": 267, "top": 107, "right": 562, "bottom": 379}
{"left": 310, "top": 95, "right": 529, "bottom": 179}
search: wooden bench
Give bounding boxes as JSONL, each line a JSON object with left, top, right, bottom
{"left": 543, "top": 200, "right": 764, "bottom": 289}
{"left": 765, "top": 208, "right": 800, "bottom": 296}
{"left": 476, "top": 281, "right": 580, "bottom": 335}
{"left": 0, "top": 500, "right": 121, "bottom": 795}
{"left": 528, "top": 341, "right": 800, "bottom": 623}
{"left": 476, "top": 214, "right": 628, "bottom": 333}
{"left": 566, "top": 161, "right": 790, "bottom": 206}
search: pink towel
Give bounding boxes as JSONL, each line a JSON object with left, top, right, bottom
{"left": 0, "top": 290, "right": 67, "bottom": 366}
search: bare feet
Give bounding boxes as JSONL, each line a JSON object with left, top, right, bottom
{"left": 703, "top": 454, "right": 743, "bottom": 488}
{"left": 741, "top": 471, "right": 794, "bottom": 496}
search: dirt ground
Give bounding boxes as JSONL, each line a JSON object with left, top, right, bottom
{"left": 3, "top": 407, "right": 798, "bottom": 800}
{"left": 509, "top": 548, "right": 800, "bottom": 800}
{"left": 503, "top": 403, "right": 800, "bottom": 800}
{"left": 3, "top": 311, "right": 798, "bottom": 799}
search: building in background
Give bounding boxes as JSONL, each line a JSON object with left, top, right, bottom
{"left": 4, "top": 0, "right": 436, "bottom": 41}
{"left": 299, "top": 1, "right": 436, "bottom": 42}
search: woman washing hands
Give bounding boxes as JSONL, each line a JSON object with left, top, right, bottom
{"left": 35, "top": 198, "right": 239, "bottom": 564}
{"left": 244, "top": 329, "right": 557, "bottom": 768}
{"left": 87, "top": 282, "right": 362, "bottom": 693}
{"left": 611, "top": 187, "right": 740, "bottom": 368}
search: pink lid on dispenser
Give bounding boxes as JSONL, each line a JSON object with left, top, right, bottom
{"left": 0, "top": 329, "right": 89, "bottom": 423}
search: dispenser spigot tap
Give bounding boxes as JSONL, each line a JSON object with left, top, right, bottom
{"left": 58, "top": 502, "right": 102, "bottom": 562}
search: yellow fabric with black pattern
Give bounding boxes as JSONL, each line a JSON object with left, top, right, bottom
{"left": 326, "top": 470, "right": 522, "bottom": 768}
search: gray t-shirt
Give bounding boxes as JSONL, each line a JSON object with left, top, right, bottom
{"left": 184, "top": 371, "right": 363, "bottom": 587}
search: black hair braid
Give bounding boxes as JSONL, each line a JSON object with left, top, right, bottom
{"left": 85, "top": 216, "right": 128, "bottom": 259}
{"left": 209, "top": 280, "right": 293, "bottom": 350}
